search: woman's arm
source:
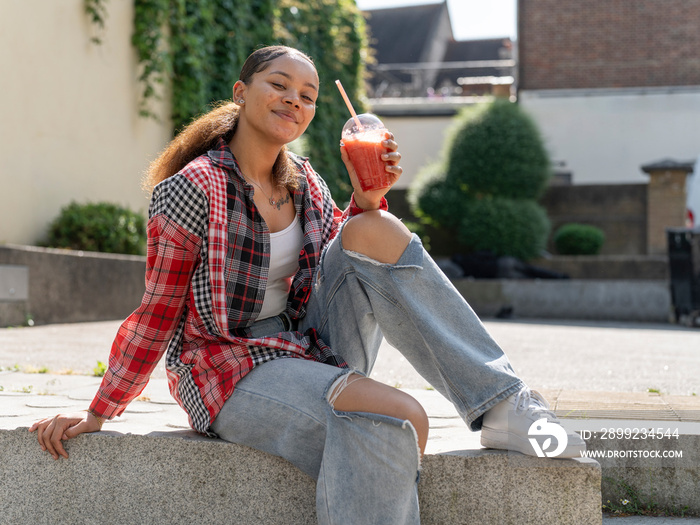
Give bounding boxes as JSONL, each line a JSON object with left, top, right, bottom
{"left": 89, "top": 212, "right": 201, "bottom": 419}
{"left": 30, "top": 178, "right": 204, "bottom": 459}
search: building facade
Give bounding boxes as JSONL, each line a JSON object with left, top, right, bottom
{"left": 0, "top": 0, "right": 171, "bottom": 246}
{"left": 365, "top": 2, "right": 514, "bottom": 99}
{"left": 517, "top": 0, "right": 700, "bottom": 184}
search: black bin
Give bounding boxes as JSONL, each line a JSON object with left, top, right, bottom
{"left": 667, "top": 228, "right": 700, "bottom": 326}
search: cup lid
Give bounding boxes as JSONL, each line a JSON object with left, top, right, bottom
{"left": 342, "top": 113, "right": 385, "bottom": 137}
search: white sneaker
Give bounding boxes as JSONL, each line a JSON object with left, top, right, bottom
{"left": 480, "top": 386, "right": 586, "bottom": 458}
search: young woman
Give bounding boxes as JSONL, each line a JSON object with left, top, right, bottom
{"left": 31, "top": 45, "right": 584, "bottom": 524}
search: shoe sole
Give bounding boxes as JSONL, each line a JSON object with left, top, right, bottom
{"left": 480, "top": 425, "right": 585, "bottom": 459}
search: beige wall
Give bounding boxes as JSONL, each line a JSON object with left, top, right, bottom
{"left": 519, "top": 88, "right": 700, "bottom": 185}
{"left": 0, "top": 0, "right": 171, "bottom": 245}
{"left": 379, "top": 115, "right": 456, "bottom": 189}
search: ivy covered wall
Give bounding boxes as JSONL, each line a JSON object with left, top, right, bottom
{"left": 126, "top": 0, "right": 369, "bottom": 203}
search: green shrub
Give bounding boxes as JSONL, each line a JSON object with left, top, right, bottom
{"left": 553, "top": 223, "right": 605, "bottom": 255}
{"left": 445, "top": 99, "right": 551, "bottom": 200}
{"left": 457, "top": 197, "right": 550, "bottom": 260}
{"left": 410, "top": 99, "right": 553, "bottom": 260}
{"left": 407, "top": 161, "right": 455, "bottom": 226}
{"left": 45, "top": 202, "right": 146, "bottom": 255}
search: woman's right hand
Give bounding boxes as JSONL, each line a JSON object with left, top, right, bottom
{"left": 29, "top": 410, "right": 103, "bottom": 460}
{"left": 340, "top": 132, "right": 402, "bottom": 211}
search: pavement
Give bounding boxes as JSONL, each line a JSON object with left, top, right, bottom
{"left": 2, "top": 317, "right": 700, "bottom": 523}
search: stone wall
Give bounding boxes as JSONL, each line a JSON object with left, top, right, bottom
{"left": 388, "top": 184, "right": 650, "bottom": 257}
{"left": 0, "top": 245, "right": 145, "bottom": 327}
{"left": 642, "top": 161, "right": 694, "bottom": 255}
{"left": 539, "top": 184, "right": 648, "bottom": 255}
{"left": 0, "top": 181, "right": 677, "bottom": 327}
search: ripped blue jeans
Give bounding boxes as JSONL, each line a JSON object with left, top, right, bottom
{"left": 211, "top": 226, "right": 523, "bottom": 525}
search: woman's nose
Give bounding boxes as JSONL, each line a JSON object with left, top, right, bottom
{"left": 283, "top": 91, "right": 300, "bottom": 108}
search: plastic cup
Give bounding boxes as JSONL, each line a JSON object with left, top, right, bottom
{"left": 341, "top": 113, "right": 392, "bottom": 192}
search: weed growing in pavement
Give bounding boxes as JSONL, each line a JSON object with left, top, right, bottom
{"left": 93, "top": 361, "right": 107, "bottom": 377}
{"left": 602, "top": 477, "right": 696, "bottom": 517}
{"left": 24, "top": 366, "right": 50, "bottom": 374}
{"left": 603, "top": 477, "right": 656, "bottom": 516}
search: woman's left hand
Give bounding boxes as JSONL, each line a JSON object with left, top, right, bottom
{"left": 29, "top": 410, "right": 103, "bottom": 460}
{"left": 340, "top": 132, "right": 402, "bottom": 210}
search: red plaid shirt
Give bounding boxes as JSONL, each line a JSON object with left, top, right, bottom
{"left": 90, "top": 139, "right": 387, "bottom": 435}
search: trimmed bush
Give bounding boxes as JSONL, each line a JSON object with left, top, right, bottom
{"left": 445, "top": 99, "right": 551, "bottom": 201}
{"left": 410, "top": 99, "right": 553, "bottom": 260}
{"left": 407, "top": 161, "right": 455, "bottom": 226}
{"left": 457, "top": 198, "right": 550, "bottom": 261}
{"left": 45, "top": 202, "right": 146, "bottom": 255}
{"left": 553, "top": 223, "right": 605, "bottom": 255}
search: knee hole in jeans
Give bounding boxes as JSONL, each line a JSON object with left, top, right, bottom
{"left": 326, "top": 372, "right": 367, "bottom": 408}
{"left": 341, "top": 211, "right": 412, "bottom": 265}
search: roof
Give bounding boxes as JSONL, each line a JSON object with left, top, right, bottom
{"left": 364, "top": 2, "right": 449, "bottom": 65}
{"left": 362, "top": 2, "right": 514, "bottom": 97}
{"left": 435, "top": 38, "right": 513, "bottom": 87}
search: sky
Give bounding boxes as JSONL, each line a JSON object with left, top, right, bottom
{"left": 355, "top": 0, "right": 517, "bottom": 41}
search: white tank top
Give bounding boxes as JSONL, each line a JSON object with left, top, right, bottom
{"left": 258, "top": 215, "right": 304, "bottom": 320}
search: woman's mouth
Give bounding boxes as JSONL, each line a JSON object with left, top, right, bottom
{"left": 274, "top": 110, "right": 297, "bottom": 123}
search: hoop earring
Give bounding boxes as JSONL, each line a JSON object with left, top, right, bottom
{"left": 238, "top": 99, "right": 245, "bottom": 104}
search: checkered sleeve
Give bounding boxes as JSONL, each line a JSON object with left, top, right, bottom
{"left": 89, "top": 178, "right": 204, "bottom": 419}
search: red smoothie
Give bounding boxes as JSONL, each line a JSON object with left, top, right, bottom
{"left": 343, "top": 128, "right": 392, "bottom": 192}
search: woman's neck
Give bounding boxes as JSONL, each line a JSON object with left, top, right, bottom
{"left": 228, "top": 124, "right": 280, "bottom": 185}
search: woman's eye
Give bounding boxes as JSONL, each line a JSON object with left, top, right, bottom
{"left": 272, "top": 83, "right": 284, "bottom": 89}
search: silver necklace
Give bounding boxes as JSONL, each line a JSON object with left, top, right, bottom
{"left": 243, "top": 176, "right": 289, "bottom": 211}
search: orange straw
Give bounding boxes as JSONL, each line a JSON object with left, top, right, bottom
{"left": 335, "top": 79, "right": 363, "bottom": 130}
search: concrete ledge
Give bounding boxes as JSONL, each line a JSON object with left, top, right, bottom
{"left": 0, "top": 264, "right": 29, "bottom": 326}
{"left": 419, "top": 450, "right": 601, "bottom": 525}
{"left": 585, "top": 434, "right": 700, "bottom": 515}
{"left": 531, "top": 255, "right": 669, "bottom": 281}
{"left": 454, "top": 279, "right": 671, "bottom": 322}
{"left": 0, "top": 428, "right": 602, "bottom": 525}
{"left": 0, "top": 301, "right": 28, "bottom": 327}
{"left": 0, "top": 244, "right": 674, "bottom": 326}
{"left": 0, "top": 244, "right": 145, "bottom": 326}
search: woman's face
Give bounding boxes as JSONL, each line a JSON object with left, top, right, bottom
{"left": 235, "top": 54, "right": 319, "bottom": 146}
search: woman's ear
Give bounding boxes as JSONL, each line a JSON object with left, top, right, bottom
{"left": 233, "top": 80, "right": 246, "bottom": 105}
